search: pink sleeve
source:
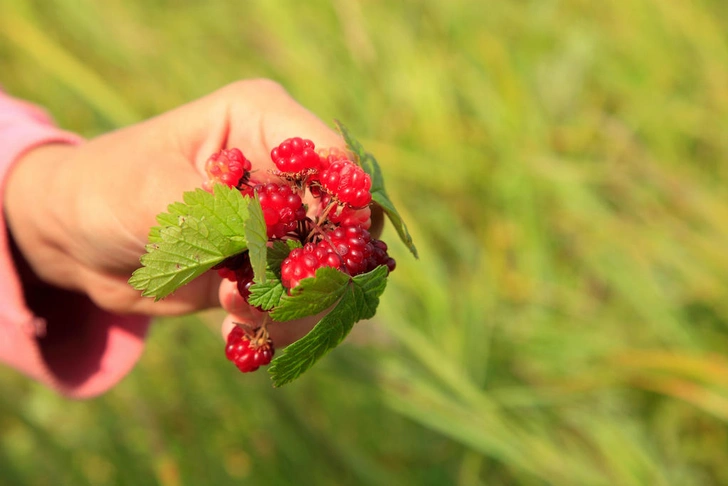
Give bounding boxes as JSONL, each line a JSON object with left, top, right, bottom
{"left": 0, "top": 92, "right": 151, "bottom": 398}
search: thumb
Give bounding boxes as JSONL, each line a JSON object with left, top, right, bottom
{"left": 218, "top": 279, "right": 326, "bottom": 348}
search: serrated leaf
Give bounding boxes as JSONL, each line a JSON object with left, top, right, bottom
{"left": 269, "top": 267, "right": 350, "bottom": 322}
{"left": 129, "top": 184, "right": 250, "bottom": 300}
{"left": 248, "top": 240, "right": 291, "bottom": 310}
{"left": 268, "top": 240, "right": 297, "bottom": 280}
{"left": 129, "top": 223, "right": 247, "bottom": 300}
{"left": 179, "top": 184, "right": 250, "bottom": 236}
{"left": 245, "top": 194, "right": 268, "bottom": 284}
{"left": 372, "top": 193, "right": 418, "bottom": 257}
{"left": 148, "top": 212, "right": 179, "bottom": 243}
{"left": 269, "top": 265, "right": 388, "bottom": 386}
{"left": 349, "top": 266, "right": 390, "bottom": 320}
{"left": 335, "top": 120, "right": 418, "bottom": 258}
{"left": 147, "top": 226, "right": 162, "bottom": 244}
{"left": 248, "top": 279, "right": 285, "bottom": 311}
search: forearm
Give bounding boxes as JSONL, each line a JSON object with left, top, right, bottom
{"left": 0, "top": 93, "right": 150, "bottom": 398}
{"left": 5, "top": 144, "right": 83, "bottom": 292}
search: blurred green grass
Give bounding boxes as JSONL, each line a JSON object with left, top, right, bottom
{"left": 3, "top": 0, "right": 728, "bottom": 484}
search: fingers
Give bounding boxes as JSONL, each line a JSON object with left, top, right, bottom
{"left": 169, "top": 79, "right": 346, "bottom": 175}
{"left": 83, "top": 268, "right": 223, "bottom": 316}
{"left": 218, "top": 279, "right": 264, "bottom": 327}
{"left": 219, "top": 312, "right": 325, "bottom": 349}
{"left": 217, "top": 278, "right": 325, "bottom": 348}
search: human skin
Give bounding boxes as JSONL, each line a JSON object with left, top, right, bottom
{"left": 4, "top": 79, "right": 351, "bottom": 347}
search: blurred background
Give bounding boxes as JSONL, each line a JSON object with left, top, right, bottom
{"left": 3, "top": 0, "right": 728, "bottom": 484}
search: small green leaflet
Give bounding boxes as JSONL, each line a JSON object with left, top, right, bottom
{"left": 244, "top": 194, "right": 268, "bottom": 284}
{"left": 268, "top": 265, "right": 388, "bottom": 387}
{"left": 335, "top": 120, "right": 418, "bottom": 259}
{"left": 247, "top": 242, "right": 287, "bottom": 311}
{"left": 129, "top": 184, "right": 250, "bottom": 300}
{"left": 148, "top": 184, "right": 250, "bottom": 244}
{"left": 247, "top": 240, "right": 300, "bottom": 311}
{"left": 270, "top": 267, "right": 350, "bottom": 322}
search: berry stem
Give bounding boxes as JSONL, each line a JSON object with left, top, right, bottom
{"left": 317, "top": 199, "right": 338, "bottom": 226}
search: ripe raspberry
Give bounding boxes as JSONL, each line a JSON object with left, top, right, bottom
{"left": 225, "top": 326, "right": 274, "bottom": 373}
{"left": 367, "top": 239, "right": 396, "bottom": 273}
{"left": 203, "top": 148, "right": 252, "bottom": 191}
{"left": 215, "top": 251, "right": 250, "bottom": 280}
{"left": 271, "top": 137, "right": 321, "bottom": 174}
{"left": 213, "top": 252, "right": 258, "bottom": 302}
{"left": 256, "top": 183, "right": 307, "bottom": 239}
{"left": 281, "top": 241, "right": 343, "bottom": 290}
{"left": 309, "top": 147, "right": 352, "bottom": 197}
{"left": 317, "top": 147, "right": 352, "bottom": 168}
{"left": 319, "top": 160, "right": 372, "bottom": 208}
{"left": 322, "top": 194, "right": 372, "bottom": 229}
{"left": 327, "top": 226, "right": 373, "bottom": 276}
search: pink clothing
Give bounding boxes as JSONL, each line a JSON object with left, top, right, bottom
{"left": 0, "top": 92, "right": 150, "bottom": 398}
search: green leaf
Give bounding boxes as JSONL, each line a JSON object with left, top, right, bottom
{"left": 129, "top": 184, "right": 250, "bottom": 300}
{"left": 147, "top": 212, "right": 178, "bottom": 243}
{"left": 129, "top": 222, "right": 247, "bottom": 300}
{"left": 248, "top": 279, "right": 285, "bottom": 311}
{"left": 269, "top": 240, "right": 299, "bottom": 279}
{"left": 269, "top": 267, "right": 350, "bottom": 322}
{"left": 248, "top": 240, "right": 294, "bottom": 310}
{"left": 147, "top": 226, "right": 162, "bottom": 244}
{"left": 176, "top": 184, "right": 250, "bottom": 237}
{"left": 245, "top": 193, "right": 268, "bottom": 284}
{"left": 335, "top": 120, "right": 418, "bottom": 258}
{"left": 269, "top": 265, "right": 388, "bottom": 387}
{"left": 349, "top": 265, "right": 390, "bottom": 320}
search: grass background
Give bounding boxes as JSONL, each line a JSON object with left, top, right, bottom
{"left": 3, "top": 0, "right": 728, "bottom": 484}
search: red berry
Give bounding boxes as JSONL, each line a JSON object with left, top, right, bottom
{"left": 309, "top": 147, "right": 352, "bottom": 197}
{"left": 256, "top": 183, "right": 307, "bottom": 239}
{"left": 367, "top": 239, "right": 396, "bottom": 273}
{"left": 217, "top": 267, "right": 238, "bottom": 281}
{"left": 280, "top": 241, "right": 343, "bottom": 290}
{"left": 203, "top": 148, "right": 252, "bottom": 192}
{"left": 214, "top": 252, "right": 258, "bottom": 302}
{"left": 327, "top": 226, "right": 373, "bottom": 276}
{"left": 215, "top": 252, "right": 251, "bottom": 281}
{"left": 319, "top": 160, "right": 372, "bottom": 208}
{"left": 317, "top": 147, "right": 351, "bottom": 167}
{"left": 271, "top": 137, "right": 321, "bottom": 174}
{"left": 322, "top": 194, "right": 372, "bottom": 229}
{"left": 225, "top": 326, "right": 274, "bottom": 373}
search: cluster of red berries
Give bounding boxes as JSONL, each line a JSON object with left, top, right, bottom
{"left": 205, "top": 137, "right": 396, "bottom": 374}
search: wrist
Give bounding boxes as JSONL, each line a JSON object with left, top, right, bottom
{"left": 4, "top": 143, "right": 82, "bottom": 292}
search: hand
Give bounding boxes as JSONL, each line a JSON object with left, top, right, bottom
{"left": 5, "top": 80, "right": 347, "bottom": 346}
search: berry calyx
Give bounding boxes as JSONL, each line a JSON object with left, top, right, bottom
{"left": 271, "top": 137, "right": 321, "bottom": 175}
{"left": 280, "top": 241, "right": 343, "bottom": 290}
{"left": 319, "top": 160, "right": 372, "bottom": 208}
{"left": 225, "top": 325, "right": 275, "bottom": 373}
{"left": 256, "top": 182, "right": 307, "bottom": 239}
{"left": 203, "top": 148, "right": 252, "bottom": 192}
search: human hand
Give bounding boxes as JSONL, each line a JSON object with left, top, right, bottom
{"left": 4, "top": 79, "right": 354, "bottom": 346}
